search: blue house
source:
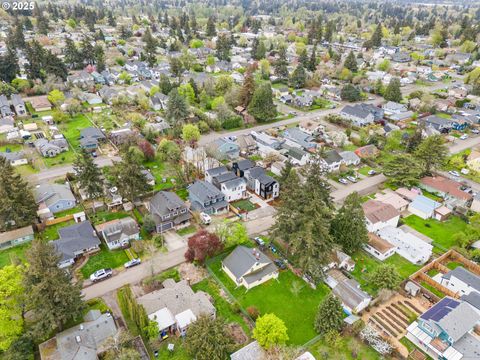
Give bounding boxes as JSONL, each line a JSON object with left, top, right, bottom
{"left": 34, "top": 183, "right": 76, "bottom": 216}
{"left": 408, "top": 195, "right": 441, "bottom": 220}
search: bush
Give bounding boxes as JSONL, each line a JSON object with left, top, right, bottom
{"left": 222, "top": 116, "right": 243, "bottom": 130}
{"left": 246, "top": 306, "right": 260, "bottom": 320}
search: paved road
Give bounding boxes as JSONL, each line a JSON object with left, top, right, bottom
{"left": 331, "top": 174, "right": 387, "bottom": 203}
{"left": 27, "top": 155, "right": 121, "bottom": 184}
{"left": 448, "top": 135, "right": 480, "bottom": 155}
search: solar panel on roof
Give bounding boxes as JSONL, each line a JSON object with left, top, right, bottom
{"left": 420, "top": 297, "right": 460, "bottom": 321}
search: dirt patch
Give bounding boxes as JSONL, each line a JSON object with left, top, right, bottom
{"left": 178, "top": 262, "right": 207, "bottom": 284}
{"left": 227, "top": 323, "right": 248, "bottom": 345}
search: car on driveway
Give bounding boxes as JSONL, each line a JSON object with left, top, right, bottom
{"left": 90, "top": 268, "right": 112, "bottom": 282}
{"left": 449, "top": 170, "right": 460, "bottom": 177}
{"left": 124, "top": 258, "right": 141, "bottom": 268}
{"left": 200, "top": 212, "right": 211, "bottom": 225}
{"left": 368, "top": 170, "right": 376, "bottom": 176}
{"left": 269, "top": 243, "right": 277, "bottom": 253}
{"left": 346, "top": 176, "right": 357, "bottom": 183}
{"left": 339, "top": 178, "right": 348, "bottom": 184}
{"left": 472, "top": 129, "right": 479, "bottom": 134}
{"left": 460, "top": 134, "right": 468, "bottom": 140}
{"left": 274, "top": 259, "right": 287, "bottom": 270}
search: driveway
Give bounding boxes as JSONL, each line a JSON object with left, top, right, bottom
{"left": 163, "top": 230, "right": 187, "bottom": 251}
{"left": 331, "top": 174, "right": 387, "bottom": 203}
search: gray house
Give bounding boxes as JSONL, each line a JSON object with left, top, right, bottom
{"left": 0, "top": 95, "right": 12, "bottom": 117}
{"left": 34, "top": 138, "right": 68, "bottom": 157}
{"left": 147, "top": 191, "right": 191, "bottom": 233}
{"left": 188, "top": 180, "right": 228, "bottom": 214}
{"left": 11, "top": 94, "right": 27, "bottom": 117}
{"left": 79, "top": 127, "right": 106, "bottom": 151}
{"left": 34, "top": 183, "right": 76, "bottom": 215}
{"left": 206, "top": 138, "right": 240, "bottom": 161}
{"left": 0, "top": 225, "right": 34, "bottom": 250}
{"left": 52, "top": 221, "right": 101, "bottom": 268}
{"left": 95, "top": 217, "right": 140, "bottom": 250}
{"left": 340, "top": 103, "right": 384, "bottom": 127}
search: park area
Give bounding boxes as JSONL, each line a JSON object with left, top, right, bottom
{"left": 207, "top": 253, "right": 330, "bottom": 345}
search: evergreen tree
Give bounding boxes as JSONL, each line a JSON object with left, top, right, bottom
{"left": 81, "top": 36, "right": 95, "bottom": 65}
{"left": 110, "top": 151, "right": 151, "bottom": 203}
{"left": 0, "top": 158, "right": 37, "bottom": 231}
{"left": 24, "top": 40, "right": 46, "bottom": 80}
{"left": 159, "top": 74, "right": 173, "bottom": 95}
{"left": 289, "top": 65, "right": 307, "bottom": 89}
{"left": 340, "top": 84, "right": 362, "bottom": 102}
{"left": 239, "top": 70, "right": 255, "bottom": 107}
{"left": 384, "top": 154, "right": 422, "bottom": 188}
{"left": 94, "top": 45, "right": 106, "bottom": 72}
{"left": 414, "top": 135, "right": 448, "bottom": 175}
{"left": 44, "top": 51, "right": 68, "bottom": 81}
{"left": 330, "top": 192, "right": 368, "bottom": 254}
{"left": 64, "top": 38, "right": 82, "bottom": 69}
{"left": 206, "top": 15, "right": 216, "bottom": 37}
{"left": 279, "top": 160, "right": 293, "bottom": 184}
{"left": 73, "top": 150, "right": 104, "bottom": 199}
{"left": 165, "top": 87, "right": 189, "bottom": 125}
{"left": 142, "top": 27, "right": 158, "bottom": 67}
{"left": 216, "top": 33, "right": 231, "bottom": 61}
{"left": 252, "top": 38, "right": 266, "bottom": 60}
{"left": 108, "top": 11, "right": 116, "bottom": 27}
{"left": 315, "top": 294, "right": 344, "bottom": 335}
{"left": 247, "top": 82, "right": 276, "bottom": 122}
{"left": 384, "top": 77, "right": 402, "bottom": 102}
{"left": 299, "top": 49, "right": 308, "bottom": 68}
{"left": 274, "top": 46, "right": 289, "bottom": 78}
{"left": 23, "top": 239, "right": 85, "bottom": 337}
{"left": 308, "top": 45, "right": 318, "bottom": 72}
{"left": 343, "top": 51, "right": 358, "bottom": 72}
{"left": 371, "top": 23, "right": 383, "bottom": 47}
{"left": 0, "top": 46, "right": 19, "bottom": 83}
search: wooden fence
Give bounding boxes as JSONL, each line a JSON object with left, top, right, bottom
{"left": 45, "top": 214, "right": 74, "bottom": 226}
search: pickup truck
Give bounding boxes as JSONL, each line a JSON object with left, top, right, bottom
{"left": 90, "top": 268, "right": 112, "bottom": 282}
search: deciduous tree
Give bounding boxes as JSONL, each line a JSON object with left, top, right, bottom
{"left": 368, "top": 264, "right": 401, "bottom": 290}
{"left": 253, "top": 313, "right": 289, "bottom": 349}
{"left": 184, "top": 230, "right": 223, "bottom": 264}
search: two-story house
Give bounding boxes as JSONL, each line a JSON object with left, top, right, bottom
{"left": 362, "top": 200, "right": 400, "bottom": 232}
{"left": 244, "top": 167, "right": 279, "bottom": 200}
{"left": 188, "top": 180, "right": 228, "bottom": 214}
{"left": 147, "top": 191, "right": 191, "bottom": 233}
{"left": 340, "top": 103, "right": 384, "bottom": 127}
{"left": 95, "top": 217, "right": 140, "bottom": 250}
{"left": 11, "top": 94, "right": 27, "bottom": 117}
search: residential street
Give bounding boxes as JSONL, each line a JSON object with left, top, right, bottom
{"left": 448, "top": 135, "right": 480, "bottom": 154}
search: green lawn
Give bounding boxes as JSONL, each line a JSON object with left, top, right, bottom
{"left": 0, "top": 243, "right": 30, "bottom": 268}
{"left": 41, "top": 220, "right": 76, "bottom": 241}
{"left": 60, "top": 114, "right": 93, "bottom": 149}
{"left": 420, "top": 281, "right": 445, "bottom": 299}
{"left": 155, "top": 337, "right": 191, "bottom": 360}
{"left": 208, "top": 254, "right": 330, "bottom": 345}
{"left": 358, "top": 166, "right": 376, "bottom": 176}
{"left": 176, "top": 225, "right": 197, "bottom": 236}
{"left": 0, "top": 143, "right": 23, "bottom": 152}
{"left": 231, "top": 199, "right": 257, "bottom": 212}
{"left": 80, "top": 244, "right": 129, "bottom": 278}
{"left": 446, "top": 261, "right": 462, "bottom": 270}
{"left": 89, "top": 210, "right": 131, "bottom": 225}
{"left": 144, "top": 160, "right": 177, "bottom": 191}
{"left": 309, "top": 335, "right": 381, "bottom": 360}
{"left": 43, "top": 150, "right": 77, "bottom": 168}
{"left": 402, "top": 215, "right": 468, "bottom": 253}
{"left": 351, "top": 251, "right": 421, "bottom": 296}
{"left": 54, "top": 205, "right": 85, "bottom": 218}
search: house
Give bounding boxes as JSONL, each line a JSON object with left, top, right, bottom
{"left": 34, "top": 183, "right": 76, "bottom": 216}
{"left": 11, "top": 94, "right": 27, "bottom": 117}
{"left": 222, "top": 245, "right": 279, "bottom": 290}
{"left": 285, "top": 147, "right": 310, "bottom": 166}
{"left": 205, "top": 166, "right": 229, "bottom": 183}
{"left": 440, "top": 267, "right": 480, "bottom": 297}
{"left": 406, "top": 297, "right": 480, "bottom": 360}
{"left": 0, "top": 95, "right": 12, "bottom": 117}
{"left": 251, "top": 131, "right": 283, "bottom": 151}
{"left": 321, "top": 150, "right": 343, "bottom": 172}
{"left": 150, "top": 92, "right": 168, "bottom": 111}
{"left": 138, "top": 279, "right": 215, "bottom": 337}
{"left": 382, "top": 101, "right": 408, "bottom": 116}
{"left": 364, "top": 232, "right": 396, "bottom": 261}
{"left": 408, "top": 195, "right": 442, "bottom": 220}
{"left": 326, "top": 249, "right": 355, "bottom": 272}
{"left": 0, "top": 117, "right": 14, "bottom": 134}
{"left": 299, "top": 119, "right": 324, "bottom": 136}
{"left": 51, "top": 221, "right": 101, "bottom": 268}
{"left": 420, "top": 115, "right": 453, "bottom": 133}
{"left": 471, "top": 194, "right": 480, "bottom": 213}
{"left": 375, "top": 191, "right": 410, "bottom": 212}
{"left": 282, "top": 127, "right": 317, "bottom": 151}
{"left": 420, "top": 176, "right": 473, "bottom": 208}
{"left": 340, "top": 103, "right": 384, "bottom": 127}
{"left": 244, "top": 166, "right": 279, "bottom": 200}
{"left": 29, "top": 96, "right": 52, "bottom": 112}
{"left": 0, "top": 151, "right": 28, "bottom": 166}
{"left": 236, "top": 134, "right": 257, "bottom": 154}
{"left": 147, "top": 191, "right": 191, "bottom": 233}
{"left": 232, "top": 159, "right": 256, "bottom": 177}
{"left": 376, "top": 226, "right": 433, "bottom": 264}
{"left": 396, "top": 187, "right": 421, "bottom": 202}
{"left": 79, "top": 127, "right": 106, "bottom": 151}
{"left": 362, "top": 200, "right": 400, "bottom": 232}
{"left": 354, "top": 144, "right": 380, "bottom": 159}
{"left": 39, "top": 310, "right": 118, "bottom": 360}
{"left": 230, "top": 341, "right": 266, "bottom": 360}
{"left": 110, "top": 127, "right": 135, "bottom": 146}
{"left": 188, "top": 180, "right": 228, "bottom": 214}
{"left": 326, "top": 269, "right": 371, "bottom": 314}
{"left": 0, "top": 225, "right": 34, "bottom": 250}
{"left": 96, "top": 217, "right": 140, "bottom": 250}
{"left": 206, "top": 138, "right": 240, "bottom": 161}
{"left": 220, "top": 177, "right": 248, "bottom": 202}
{"left": 339, "top": 151, "right": 361, "bottom": 166}
{"left": 34, "top": 138, "right": 68, "bottom": 157}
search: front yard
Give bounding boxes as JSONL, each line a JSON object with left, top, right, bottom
{"left": 207, "top": 254, "right": 330, "bottom": 345}
{"left": 231, "top": 199, "right": 257, "bottom": 212}
{"left": 80, "top": 244, "right": 129, "bottom": 279}
{"left": 402, "top": 215, "right": 468, "bottom": 253}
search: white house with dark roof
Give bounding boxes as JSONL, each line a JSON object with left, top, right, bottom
{"left": 0, "top": 151, "right": 28, "bottom": 166}
{"left": 440, "top": 267, "right": 480, "bottom": 297}
{"left": 362, "top": 200, "right": 400, "bottom": 232}
{"left": 222, "top": 245, "right": 278, "bottom": 290}
{"left": 340, "top": 103, "right": 384, "bottom": 127}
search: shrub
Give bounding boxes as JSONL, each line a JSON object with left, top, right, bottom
{"left": 222, "top": 116, "right": 243, "bottom": 130}
{"left": 247, "top": 306, "right": 260, "bottom": 320}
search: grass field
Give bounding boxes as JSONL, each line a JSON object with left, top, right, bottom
{"left": 402, "top": 215, "right": 468, "bottom": 253}
{"left": 80, "top": 244, "right": 129, "bottom": 278}
{"left": 41, "top": 220, "right": 76, "bottom": 241}
{"left": 144, "top": 160, "right": 177, "bottom": 191}
{"left": 176, "top": 225, "right": 197, "bottom": 236}
{"left": 231, "top": 199, "right": 257, "bottom": 212}
{"left": 351, "top": 251, "right": 421, "bottom": 295}
{"left": 0, "top": 143, "right": 23, "bottom": 152}
{"left": 0, "top": 243, "right": 30, "bottom": 268}
{"left": 60, "top": 114, "right": 92, "bottom": 149}
{"left": 308, "top": 335, "right": 381, "bottom": 360}
{"left": 208, "top": 254, "right": 330, "bottom": 345}
{"left": 89, "top": 210, "right": 131, "bottom": 225}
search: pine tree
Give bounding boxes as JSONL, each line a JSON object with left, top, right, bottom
{"left": 159, "top": 74, "right": 173, "bottom": 95}
{"left": 299, "top": 49, "right": 308, "bottom": 68}
{"left": 315, "top": 294, "right": 344, "bottom": 335}
{"left": 143, "top": 27, "right": 158, "bottom": 67}
{"left": 44, "top": 51, "right": 68, "bottom": 81}
{"left": 252, "top": 39, "right": 266, "bottom": 60}
{"left": 274, "top": 46, "right": 289, "bottom": 78}
{"left": 414, "top": 135, "right": 448, "bottom": 175}
{"left": 330, "top": 192, "right": 368, "bottom": 254}
{"left": 108, "top": 11, "right": 116, "bottom": 27}
{"left": 0, "top": 46, "right": 20, "bottom": 83}
{"left": 239, "top": 70, "right": 255, "bottom": 107}
{"left": 166, "top": 87, "right": 189, "bottom": 125}
{"left": 289, "top": 64, "right": 306, "bottom": 89}
{"left": 206, "top": 16, "right": 216, "bottom": 37}
{"left": 24, "top": 40, "right": 46, "bottom": 80}
{"left": 247, "top": 82, "right": 276, "bottom": 122}
{"left": 343, "top": 51, "right": 358, "bottom": 72}
{"left": 24, "top": 239, "right": 85, "bottom": 337}
{"left": 94, "top": 44, "right": 106, "bottom": 72}
{"left": 81, "top": 36, "right": 95, "bottom": 65}
{"left": 64, "top": 38, "right": 81, "bottom": 69}
{"left": 0, "top": 158, "right": 37, "bottom": 232}
{"left": 216, "top": 33, "right": 231, "bottom": 61}
{"left": 384, "top": 77, "right": 402, "bottom": 103}
{"left": 308, "top": 45, "right": 318, "bottom": 72}
{"left": 384, "top": 154, "right": 422, "bottom": 187}
{"left": 73, "top": 150, "right": 104, "bottom": 199}
{"left": 371, "top": 23, "right": 383, "bottom": 47}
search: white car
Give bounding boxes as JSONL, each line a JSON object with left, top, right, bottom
{"left": 339, "top": 178, "right": 348, "bottom": 185}
{"left": 460, "top": 134, "right": 468, "bottom": 140}
{"left": 90, "top": 268, "right": 112, "bottom": 282}
{"left": 449, "top": 170, "right": 460, "bottom": 177}
{"left": 471, "top": 129, "right": 479, "bottom": 134}
{"left": 200, "top": 212, "right": 211, "bottom": 225}
{"left": 124, "top": 258, "right": 141, "bottom": 268}
{"left": 368, "top": 169, "right": 376, "bottom": 176}
{"left": 346, "top": 176, "right": 357, "bottom": 183}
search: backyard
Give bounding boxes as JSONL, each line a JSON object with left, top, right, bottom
{"left": 144, "top": 160, "right": 178, "bottom": 191}
{"left": 88, "top": 210, "right": 131, "bottom": 225}
{"left": 402, "top": 215, "right": 468, "bottom": 253}
{"left": 351, "top": 251, "right": 422, "bottom": 296}
{"left": 308, "top": 335, "right": 382, "bottom": 360}
{"left": 80, "top": 244, "right": 129, "bottom": 278}
{"left": 231, "top": 199, "right": 257, "bottom": 212}
{"left": 207, "top": 254, "right": 330, "bottom": 345}
{"left": 0, "top": 243, "right": 30, "bottom": 268}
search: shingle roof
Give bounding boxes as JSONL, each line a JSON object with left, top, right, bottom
{"left": 362, "top": 200, "right": 399, "bottom": 224}
{"left": 52, "top": 221, "right": 100, "bottom": 262}
{"left": 188, "top": 180, "right": 224, "bottom": 202}
{"left": 421, "top": 176, "right": 473, "bottom": 201}
{"left": 149, "top": 191, "right": 187, "bottom": 217}
{"left": 442, "top": 267, "right": 480, "bottom": 294}
{"left": 222, "top": 246, "right": 274, "bottom": 282}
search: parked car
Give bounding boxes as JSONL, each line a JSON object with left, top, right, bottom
{"left": 226, "top": 136, "right": 237, "bottom": 142}
{"left": 200, "top": 212, "right": 211, "bottom": 225}
{"left": 92, "top": 151, "right": 98, "bottom": 157}
{"left": 461, "top": 168, "right": 470, "bottom": 175}
{"left": 339, "top": 178, "right": 348, "bottom": 184}
{"left": 90, "top": 268, "right": 112, "bottom": 282}
{"left": 471, "top": 129, "right": 479, "bottom": 134}
{"left": 269, "top": 243, "right": 277, "bottom": 253}
{"left": 124, "top": 258, "right": 141, "bottom": 268}
{"left": 368, "top": 169, "right": 376, "bottom": 176}
{"left": 460, "top": 134, "right": 468, "bottom": 140}
{"left": 254, "top": 236, "right": 265, "bottom": 247}
{"left": 346, "top": 176, "right": 357, "bottom": 183}
{"left": 449, "top": 170, "right": 460, "bottom": 177}
{"left": 274, "top": 259, "right": 287, "bottom": 270}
